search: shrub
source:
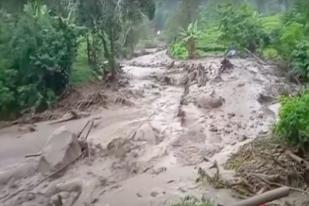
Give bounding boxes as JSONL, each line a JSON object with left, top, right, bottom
{"left": 0, "top": 3, "right": 80, "bottom": 118}
{"left": 290, "top": 39, "right": 309, "bottom": 81}
{"left": 198, "top": 26, "right": 226, "bottom": 52}
{"left": 275, "top": 22, "right": 305, "bottom": 60}
{"left": 170, "top": 41, "right": 188, "bottom": 59}
{"left": 217, "top": 4, "right": 265, "bottom": 52}
{"left": 275, "top": 92, "right": 309, "bottom": 150}
{"left": 262, "top": 47, "right": 280, "bottom": 60}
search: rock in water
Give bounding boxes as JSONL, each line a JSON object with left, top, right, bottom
{"left": 38, "top": 127, "right": 81, "bottom": 175}
{"left": 196, "top": 94, "right": 225, "bottom": 109}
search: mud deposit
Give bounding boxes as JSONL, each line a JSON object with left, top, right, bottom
{"left": 0, "top": 51, "right": 300, "bottom": 206}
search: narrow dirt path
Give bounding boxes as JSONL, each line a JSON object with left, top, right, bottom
{"left": 0, "top": 50, "right": 298, "bottom": 206}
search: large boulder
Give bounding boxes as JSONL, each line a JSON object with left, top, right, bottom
{"left": 38, "top": 127, "right": 81, "bottom": 175}
{"left": 196, "top": 94, "right": 225, "bottom": 109}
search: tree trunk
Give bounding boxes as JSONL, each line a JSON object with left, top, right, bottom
{"left": 98, "top": 32, "right": 111, "bottom": 76}
{"left": 231, "top": 187, "right": 290, "bottom": 206}
{"left": 86, "top": 33, "right": 92, "bottom": 66}
{"left": 187, "top": 38, "right": 196, "bottom": 59}
{"left": 108, "top": 28, "right": 116, "bottom": 74}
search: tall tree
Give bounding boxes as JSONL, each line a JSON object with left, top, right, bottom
{"left": 77, "top": 0, "right": 155, "bottom": 74}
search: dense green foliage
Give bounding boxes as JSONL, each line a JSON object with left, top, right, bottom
{"left": 275, "top": 92, "right": 309, "bottom": 150}
{"left": 291, "top": 40, "right": 309, "bottom": 80}
{"left": 167, "top": 0, "right": 309, "bottom": 82}
{"left": 0, "top": 0, "right": 155, "bottom": 119}
{"left": 170, "top": 42, "right": 188, "bottom": 60}
{"left": 1, "top": 0, "right": 309, "bottom": 132}
{"left": 274, "top": 0, "right": 309, "bottom": 149}
{"left": 0, "top": 3, "right": 80, "bottom": 118}
{"left": 217, "top": 4, "right": 265, "bottom": 52}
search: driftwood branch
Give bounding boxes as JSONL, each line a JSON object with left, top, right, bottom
{"left": 49, "top": 111, "right": 79, "bottom": 125}
{"left": 285, "top": 150, "right": 309, "bottom": 184}
{"left": 285, "top": 150, "right": 309, "bottom": 168}
{"left": 24, "top": 153, "right": 42, "bottom": 158}
{"left": 244, "top": 48, "right": 266, "bottom": 65}
{"left": 231, "top": 186, "right": 290, "bottom": 206}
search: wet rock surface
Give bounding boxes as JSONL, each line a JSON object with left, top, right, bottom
{"left": 38, "top": 127, "right": 82, "bottom": 175}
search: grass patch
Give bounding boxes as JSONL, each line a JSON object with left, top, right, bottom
{"left": 71, "top": 40, "right": 96, "bottom": 85}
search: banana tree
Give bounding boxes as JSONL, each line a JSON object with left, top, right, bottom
{"left": 180, "top": 21, "right": 202, "bottom": 59}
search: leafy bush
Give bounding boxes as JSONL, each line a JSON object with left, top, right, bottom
{"left": 261, "top": 15, "right": 281, "bottom": 31}
{"left": 0, "top": 3, "right": 80, "bottom": 118}
{"left": 291, "top": 39, "right": 309, "bottom": 81}
{"left": 275, "top": 22, "right": 305, "bottom": 60}
{"left": 198, "top": 26, "right": 226, "bottom": 52}
{"left": 170, "top": 42, "right": 188, "bottom": 59}
{"left": 275, "top": 92, "right": 309, "bottom": 150}
{"left": 262, "top": 47, "right": 280, "bottom": 60}
{"left": 217, "top": 4, "right": 265, "bottom": 52}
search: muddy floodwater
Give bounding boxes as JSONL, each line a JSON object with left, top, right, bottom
{"left": 0, "top": 50, "right": 299, "bottom": 206}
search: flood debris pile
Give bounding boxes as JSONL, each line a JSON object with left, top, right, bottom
{"left": 18, "top": 77, "right": 135, "bottom": 124}
{"left": 17, "top": 88, "right": 108, "bottom": 124}
{"left": 200, "top": 137, "right": 309, "bottom": 199}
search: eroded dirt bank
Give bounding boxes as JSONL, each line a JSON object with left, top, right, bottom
{"left": 0, "top": 50, "right": 300, "bottom": 206}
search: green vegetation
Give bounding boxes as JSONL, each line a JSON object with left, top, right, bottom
{"left": 217, "top": 4, "right": 265, "bottom": 53}
{"left": 71, "top": 40, "right": 96, "bottom": 85}
{"left": 275, "top": 92, "right": 309, "bottom": 150}
{"left": 0, "top": 3, "right": 80, "bottom": 118}
{"left": 170, "top": 42, "right": 188, "bottom": 60}
{"left": 1, "top": 0, "right": 309, "bottom": 153}
{"left": 179, "top": 22, "right": 202, "bottom": 59}
{"left": 77, "top": 0, "right": 155, "bottom": 74}
{"left": 0, "top": 0, "right": 155, "bottom": 119}
{"left": 172, "top": 196, "right": 215, "bottom": 206}
{"left": 291, "top": 40, "right": 309, "bottom": 81}
{"left": 167, "top": 0, "right": 309, "bottom": 83}
{"left": 198, "top": 27, "right": 225, "bottom": 53}
{"left": 163, "top": 0, "right": 309, "bottom": 150}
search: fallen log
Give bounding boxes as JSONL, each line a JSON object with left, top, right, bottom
{"left": 285, "top": 150, "right": 309, "bottom": 184}
{"left": 285, "top": 150, "right": 309, "bottom": 167}
{"left": 49, "top": 111, "right": 79, "bottom": 125}
{"left": 230, "top": 186, "right": 290, "bottom": 206}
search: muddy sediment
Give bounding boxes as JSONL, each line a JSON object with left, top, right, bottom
{"left": 0, "top": 50, "right": 301, "bottom": 206}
